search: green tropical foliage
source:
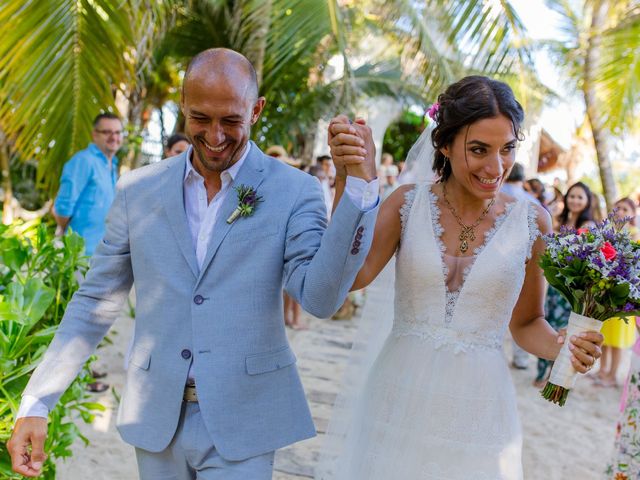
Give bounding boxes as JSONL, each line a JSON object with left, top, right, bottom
{"left": 382, "top": 109, "right": 429, "bottom": 165}
{"left": 0, "top": 222, "right": 103, "bottom": 479}
{"left": 0, "top": 0, "right": 535, "bottom": 195}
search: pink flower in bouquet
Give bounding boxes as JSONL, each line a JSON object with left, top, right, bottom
{"left": 577, "top": 228, "right": 589, "bottom": 235}
{"left": 601, "top": 241, "right": 617, "bottom": 261}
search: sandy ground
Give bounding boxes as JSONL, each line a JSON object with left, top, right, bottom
{"left": 56, "top": 308, "right": 625, "bottom": 480}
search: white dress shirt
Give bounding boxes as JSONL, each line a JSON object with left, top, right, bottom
{"left": 17, "top": 144, "right": 378, "bottom": 419}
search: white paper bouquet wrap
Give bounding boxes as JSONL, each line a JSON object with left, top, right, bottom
{"left": 543, "top": 312, "right": 602, "bottom": 405}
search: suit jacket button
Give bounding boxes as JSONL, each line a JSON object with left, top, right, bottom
{"left": 351, "top": 248, "right": 359, "bottom": 255}
{"left": 353, "top": 240, "right": 361, "bottom": 247}
{"left": 355, "top": 232, "right": 363, "bottom": 240}
{"left": 357, "top": 226, "right": 364, "bottom": 234}
{"left": 194, "top": 295, "right": 204, "bottom": 305}
{"left": 181, "top": 349, "right": 192, "bottom": 360}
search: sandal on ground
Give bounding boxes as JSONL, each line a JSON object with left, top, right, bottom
{"left": 86, "top": 381, "right": 109, "bottom": 393}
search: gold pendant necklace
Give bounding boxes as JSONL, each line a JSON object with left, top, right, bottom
{"left": 442, "top": 184, "right": 495, "bottom": 253}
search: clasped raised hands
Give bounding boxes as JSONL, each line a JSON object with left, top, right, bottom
{"left": 327, "top": 115, "right": 376, "bottom": 182}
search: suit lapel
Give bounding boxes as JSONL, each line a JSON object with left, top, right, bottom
{"left": 196, "top": 144, "right": 266, "bottom": 283}
{"left": 162, "top": 154, "right": 199, "bottom": 278}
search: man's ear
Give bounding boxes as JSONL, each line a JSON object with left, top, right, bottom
{"left": 251, "top": 97, "right": 266, "bottom": 125}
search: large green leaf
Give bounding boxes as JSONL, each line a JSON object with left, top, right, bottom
{"left": 0, "top": 279, "right": 55, "bottom": 327}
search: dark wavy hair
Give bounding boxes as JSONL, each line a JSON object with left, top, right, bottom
{"left": 430, "top": 76, "right": 524, "bottom": 182}
{"left": 558, "top": 182, "right": 594, "bottom": 228}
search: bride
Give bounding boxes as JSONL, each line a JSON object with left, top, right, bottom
{"left": 317, "top": 76, "right": 604, "bottom": 479}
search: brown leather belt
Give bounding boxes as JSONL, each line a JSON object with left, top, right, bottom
{"left": 183, "top": 384, "right": 198, "bottom": 403}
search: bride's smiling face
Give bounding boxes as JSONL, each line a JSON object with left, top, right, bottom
{"left": 441, "top": 114, "right": 517, "bottom": 199}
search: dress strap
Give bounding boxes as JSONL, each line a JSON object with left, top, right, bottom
{"left": 526, "top": 201, "right": 542, "bottom": 260}
{"left": 399, "top": 185, "right": 418, "bottom": 239}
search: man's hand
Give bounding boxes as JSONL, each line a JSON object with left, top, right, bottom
{"left": 8, "top": 417, "right": 48, "bottom": 477}
{"left": 328, "top": 115, "right": 376, "bottom": 182}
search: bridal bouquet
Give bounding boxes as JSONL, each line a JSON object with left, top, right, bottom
{"left": 539, "top": 213, "right": 640, "bottom": 406}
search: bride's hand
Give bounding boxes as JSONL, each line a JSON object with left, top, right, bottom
{"left": 328, "top": 115, "right": 376, "bottom": 181}
{"left": 557, "top": 328, "right": 603, "bottom": 374}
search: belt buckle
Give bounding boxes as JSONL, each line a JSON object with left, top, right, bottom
{"left": 183, "top": 384, "right": 198, "bottom": 403}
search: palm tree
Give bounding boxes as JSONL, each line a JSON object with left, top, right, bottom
{"left": 545, "top": 0, "right": 640, "bottom": 210}
{"left": 0, "top": 0, "right": 537, "bottom": 211}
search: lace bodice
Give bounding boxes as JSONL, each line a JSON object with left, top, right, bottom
{"left": 393, "top": 183, "right": 540, "bottom": 352}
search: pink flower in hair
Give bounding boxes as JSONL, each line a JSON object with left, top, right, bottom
{"left": 427, "top": 102, "right": 440, "bottom": 120}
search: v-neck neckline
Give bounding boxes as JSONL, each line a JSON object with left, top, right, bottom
{"left": 427, "top": 184, "right": 517, "bottom": 323}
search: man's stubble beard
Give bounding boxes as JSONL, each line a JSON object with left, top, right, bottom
{"left": 192, "top": 139, "right": 246, "bottom": 174}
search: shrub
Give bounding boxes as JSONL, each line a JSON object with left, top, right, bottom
{"left": 0, "top": 221, "right": 104, "bottom": 479}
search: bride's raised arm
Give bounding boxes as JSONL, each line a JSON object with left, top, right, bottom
{"left": 328, "top": 116, "right": 411, "bottom": 290}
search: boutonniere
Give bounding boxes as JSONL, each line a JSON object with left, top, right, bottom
{"left": 226, "top": 184, "right": 263, "bottom": 224}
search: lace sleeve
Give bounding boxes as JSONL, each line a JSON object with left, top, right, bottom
{"left": 399, "top": 186, "right": 418, "bottom": 240}
{"left": 526, "top": 202, "right": 541, "bottom": 260}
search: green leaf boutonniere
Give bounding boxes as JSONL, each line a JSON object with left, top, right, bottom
{"left": 226, "top": 185, "right": 263, "bottom": 224}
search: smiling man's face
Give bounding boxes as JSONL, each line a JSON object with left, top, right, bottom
{"left": 181, "top": 68, "right": 264, "bottom": 176}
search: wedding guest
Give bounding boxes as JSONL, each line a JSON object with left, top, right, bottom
{"left": 605, "top": 319, "right": 640, "bottom": 478}
{"left": 597, "top": 198, "right": 640, "bottom": 388}
{"left": 524, "top": 178, "right": 546, "bottom": 208}
{"left": 378, "top": 153, "right": 399, "bottom": 199}
{"left": 53, "top": 112, "right": 121, "bottom": 257}
{"left": 52, "top": 112, "right": 123, "bottom": 394}
{"left": 165, "top": 133, "right": 190, "bottom": 157}
{"left": 317, "top": 154, "right": 336, "bottom": 187}
{"left": 266, "top": 144, "right": 302, "bottom": 168}
{"left": 533, "top": 182, "right": 596, "bottom": 388}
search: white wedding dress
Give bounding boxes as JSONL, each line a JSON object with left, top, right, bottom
{"left": 319, "top": 183, "right": 540, "bottom": 480}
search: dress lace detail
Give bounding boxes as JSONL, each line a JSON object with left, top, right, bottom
{"left": 399, "top": 186, "right": 417, "bottom": 241}
{"left": 392, "top": 321, "right": 502, "bottom": 353}
{"left": 526, "top": 202, "right": 541, "bottom": 260}
{"left": 428, "top": 185, "right": 516, "bottom": 323}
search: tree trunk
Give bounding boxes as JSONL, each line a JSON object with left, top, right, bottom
{"left": 583, "top": 0, "right": 617, "bottom": 211}
{"left": 0, "top": 128, "right": 14, "bottom": 225}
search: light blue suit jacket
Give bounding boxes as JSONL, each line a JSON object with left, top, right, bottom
{"left": 24, "top": 143, "right": 378, "bottom": 460}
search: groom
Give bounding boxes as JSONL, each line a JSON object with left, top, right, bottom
{"left": 8, "top": 48, "right": 378, "bottom": 479}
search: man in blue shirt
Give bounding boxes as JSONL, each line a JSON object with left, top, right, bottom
{"left": 53, "top": 113, "right": 122, "bottom": 255}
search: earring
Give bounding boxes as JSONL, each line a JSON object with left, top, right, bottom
{"left": 443, "top": 156, "right": 449, "bottom": 165}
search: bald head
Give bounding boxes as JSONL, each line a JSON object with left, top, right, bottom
{"left": 180, "top": 48, "right": 266, "bottom": 181}
{"left": 183, "top": 48, "right": 259, "bottom": 102}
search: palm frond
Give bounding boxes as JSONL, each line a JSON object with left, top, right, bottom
{"left": 430, "top": 0, "right": 533, "bottom": 75}
{"left": 262, "top": 0, "right": 335, "bottom": 90}
{"left": 0, "top": 0, "right": 136, "bottom": 194}
{"left": 596, "top": 11, "right": 640, "bottom": 133}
